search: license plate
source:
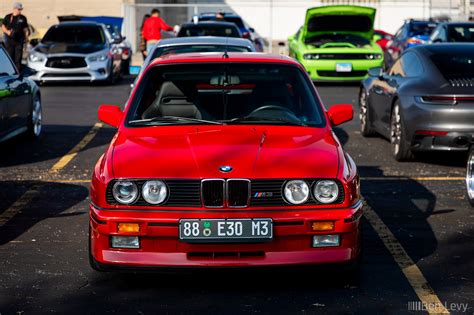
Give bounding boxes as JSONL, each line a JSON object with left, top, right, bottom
{"left": 179, "top": 218, "right": 273, "bottom": 242}
{"left": 336, "top": 63, "right": 352, "bottom": 72}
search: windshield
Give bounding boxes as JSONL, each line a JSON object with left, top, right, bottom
{"left": 127, "top": 63, "right": 325, "bottom": 127}
{"left": 43, "top": 25, "right": 105, "bottom": 44}
{"left": 431, "top": 53, "right": 474, "bottom": 79}
{"left": 199, "top": 16, "right": 245, "bottom": 28}
{"left": 305, "top": 33, "right": 370, "bottom": 47}
{"left": 409, "top": 22, "right": 437, "bottom": 36}
{"left": 447, "top": 25, "right": 474, "bottom": 42}
{"left": 151, "top": 45, "right": 250, "bottom": 59}
{"left": 177, "top": 25, "right": 241, "bottom": 38}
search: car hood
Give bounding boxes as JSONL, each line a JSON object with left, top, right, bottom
{"left": 111, "top": 126, "right": 340, "bottom": 179}
{"left": 35, "top": 42, "right": 106, "bottom": 55}
{"left": 303, "top": 5, "right": 376, "bottom": 41}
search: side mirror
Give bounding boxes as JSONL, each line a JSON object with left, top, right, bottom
{"left": 327, "top": 104, "right": 353, "bottom": 126}
{"left": 112, "top": 37, "right": 123, "bottom": 44}
{"left": 98, "top": 104, "right": 124, "bottom": 128}
{"left": 433, "top": 38, "right": 442, "bottom": 43}
{"left": 249, "top": 27, "right": 255, "bottom": 33}
{"left": 368, "top": 67, "right": 383, "bottom": 78}
{"left": 21, "top": 66, "right": 37, "bottom": 77}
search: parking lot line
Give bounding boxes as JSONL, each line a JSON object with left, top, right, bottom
{"left": 50, "top": 122, "right": 103, "bottom": 173}
{"left": 364, "top": 203, "right": 450, "bottom": 314}
{"left": 0, "top": 123, "right": 102, "bottom": 227}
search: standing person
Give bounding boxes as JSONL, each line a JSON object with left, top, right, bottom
{"left": 142, "top": 8, "right": 173, "bottom": 56}
{"left": 139, "top": 13, "right": 150, "bottom": 60}
{"left": 2, "top": 2, "right": 29, "bottom": 70}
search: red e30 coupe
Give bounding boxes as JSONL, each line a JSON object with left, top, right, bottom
{"left": 89, "top": 53, "right": 362, "bottom": 271}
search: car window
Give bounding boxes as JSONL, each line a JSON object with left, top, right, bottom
{"left": 177, "top": 25, "right": 241, "bottom": 38}
{"left": 42, "top": 25, "right": 106, "bottom": 44}
{"left": 0, "top": 49, "right": 17, "bottom": 75}
{"left": 151, "top": 45, "right": 250, "bottom": 59}
{"left": 401, "top": 52, "right": 423, "bottom": 77}
{"left": 389, "top": 59, "right": 404, "bottom": 77}
{"left": 430, "top": 52, "right": 474, "bottom": 79}
{"left": 447, "top": 25, "right": 474, "bottom": 42}
{"left": 199, "top": 16, "right": 245, "bottom": 28}
{"left": 128, "top": 63, "right": 325, "bottom": 127}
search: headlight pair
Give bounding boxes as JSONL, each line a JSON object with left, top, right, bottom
{"left": 112, "top": 180, "right": 167, "bottom": 205}
{"left": 283, "top": 180, "right": 339, "bottom": 205}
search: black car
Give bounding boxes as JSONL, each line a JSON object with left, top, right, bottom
{"left": 0, "top": 46, "right": 42, "bottom": 143}
{"left": 177, "top": 22, "right": 242, "bottom": 38}
{"left": 429, "top": 22, "right": 474, "bottom": 43}
{"left": 359, "top": 44, "right": 474, "bottom": 161}
{"left": 385, "top": 19, "right": 438, "bottom": 68}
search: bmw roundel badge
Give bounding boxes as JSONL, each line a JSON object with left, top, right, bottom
{"left": 219, "top": 165, "right": 233, "bottom": 173}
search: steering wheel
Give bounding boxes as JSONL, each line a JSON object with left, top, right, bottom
{"left": 248, "top": 105, "right": 296, "bottom": 117}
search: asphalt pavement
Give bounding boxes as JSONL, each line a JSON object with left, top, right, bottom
{"left": 0, "top": 77, "right": 472, "bottom": 314}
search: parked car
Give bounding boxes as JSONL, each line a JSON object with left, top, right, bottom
{"left": 27, "top": 22, "right": 122, "bottom": 83}
{"left": 0, "top": 45, "right": 42, "bottom": 143}
{"left": 288, "top": 5, "right": 383, "bottom": 82}
{"left": 429, "top": 22, "right": 474, "bottom": 43}
{"left": 359, "top": 44, "right": 474, "bottom": 161}
{"left": 467, "top": 148, "right": 474, "bottom": 206}
{"left": 89, "top": 52, "right": 362, "bottom": 272}
{"left": 104, "top": 23, "right": 132, "bottom": 75}
{"left": 194, "top": 12, "right": 264, "bottom": 51}
{"left": 385, "top": 19, "right": 437, "bottom": 68}
{"left": 373, "top": 29, "right": 394, "bottom": 51}
{"left": 177, "top": 21, "right": 242, "bottom": 38}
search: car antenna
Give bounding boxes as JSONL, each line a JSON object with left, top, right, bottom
{"left": 223, "top": 36, "right": 229, "bottom": 59}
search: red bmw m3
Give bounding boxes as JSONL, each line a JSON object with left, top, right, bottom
{"left": 89, "top": 53, "right": 362, "bottom": 271}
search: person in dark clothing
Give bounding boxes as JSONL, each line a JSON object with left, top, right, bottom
{"left": 2, "top": 2, "right": 29, "bottom": 70}
{"left": 139, "top": 13, "right": 151, "bottom": 60}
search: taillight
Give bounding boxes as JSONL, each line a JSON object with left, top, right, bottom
{"left": 407, "top": 37, "right": 424, "bottom": 45}
{"left": 242, "top": 32, "right": 250, "bottom": 39}
{"left": 418, "top": 95, "right": 474, "bottom": 105}
{"left": 415, "top": 130, "right": 448, "bottom": 136}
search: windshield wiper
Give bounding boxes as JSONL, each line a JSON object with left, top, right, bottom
{"left": 226, "top": 116, "right": 307, "bottom": 126}
{"left": 128, "top": 116, "right": 223, "bottom": 126}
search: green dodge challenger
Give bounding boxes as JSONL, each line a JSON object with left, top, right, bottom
{"left": 288, "top": 5, "right": 383, "bottom": 82}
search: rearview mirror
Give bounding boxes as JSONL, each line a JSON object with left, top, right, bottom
{"left": 98, "top": 104, "right": 124, "bottom": 128}
{"left": 327, "top": 104, "right": 353, "bottom": 126}
{"left": 368, "top": 67, "right": 383, "bottom": 78}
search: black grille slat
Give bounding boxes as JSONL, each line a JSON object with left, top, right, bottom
{"left": 317, "top": 70, "right": 367, "bottom": 78}
{"left": 227, "top": 180, "right": 250, "bottom": 207}
{"left": 46, "top": 56, "right": 87, "bottom": 69}
{"left": 202, "top": 180, "right": 224, "bottom": 207}
{"left": 319, "top": 53, "right": 368, "bottom": 60}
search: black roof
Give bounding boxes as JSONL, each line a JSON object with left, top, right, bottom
{"left": 412, "top": 43, "right": 474, "bottom": 55}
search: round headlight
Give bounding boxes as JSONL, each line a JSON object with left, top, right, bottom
{"left": 142, "top": 180, "right": 168, "bottom": 205}
{"left": 284, "top": 180, "right": 309, "bottom": 205}
{"left": 112, "top": 181, "right": 138, "bottom": 204}
{"left": 313, "top": 180, "right": 339, "bottom": 204}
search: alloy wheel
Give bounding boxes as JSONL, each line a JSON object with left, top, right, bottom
{"left": 467, "top": 150, "right": 474, "bottom": 204}
{"left": 32, "top": 97, "right": 42, "bottom": 137}
{"left": 390, "top": 105, "right": 401, "bottom": 155}
{"left": 359, "top": 92, "right": 368, "bottom": 131}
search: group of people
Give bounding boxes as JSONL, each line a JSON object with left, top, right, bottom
{"left": 139, "top": 8, "right": 174, "bottom": 60}
{"left": 1, "top": 2, "right": 28, "bottom": 70}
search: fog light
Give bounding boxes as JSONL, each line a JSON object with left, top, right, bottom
{"left": 111, "top": 236, "right": 139, "bottom": 249}
{"left": 117, "top": 223, "right": 140, "bottom": 233}
{"left": 312, "top": 235, "right": 339, "bottom": 248}
{"left": 311, "top": 221, "right": 335, "bottom": 231}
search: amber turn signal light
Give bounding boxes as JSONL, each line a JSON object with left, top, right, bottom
{"left": 311, "top": 221, "right": 335, "bottom": 231}
{"left": 117, "top": 223, "right": 140, "bottom": 233}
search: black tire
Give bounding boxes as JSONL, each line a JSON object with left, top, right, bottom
{"left": 26, "top": 94, "right": 42, "bottom": 139}
{"left": 88, "top": 226, "right": 103, "bottom": 272}
{"left": 466, "top": 149, "right": 474, "bottom": 206}
{"left": 121, "top": 58, "right": 130, "bottom": 75}
{"left": 359, "top": 88, "right": 377, "bottom": 137}
{"left": 390, "top": 102, "right": 414, "bottom": 161}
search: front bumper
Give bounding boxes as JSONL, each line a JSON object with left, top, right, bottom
{"left": 300, "top": 59, "right": 383, "bottom": 82}
{"left": 89, "top": 201, "right": 363, "bottom": 269}
{"left": 28, "top": 57, "right": 111, "bottom": 82}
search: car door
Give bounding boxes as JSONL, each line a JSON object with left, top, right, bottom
{"left": 0, "top": 74, "right": 10, "bottom": 137}
{"left": 0, "top": 47, "right": 30, "bottom": 136}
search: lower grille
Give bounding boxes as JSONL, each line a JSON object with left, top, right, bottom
{"left": 46, "top": 56, "right": 87, "bottom": 69}
{"left": 42, "top": 73, "right": 90, "bottom": 78}
{"left": 202, "top": 179, "right": 225, "bottom": 207}
{"left": 227, "top": 179, "right": 250, "bottom": 207}
{"left": 317, "top": 70, "right": 367, "bottom": 77}
{"left": 319, "top": 53, "right": 368, "bottom": 60}
{"left": 187, "top": 251, "right": 265, "bottom": 260}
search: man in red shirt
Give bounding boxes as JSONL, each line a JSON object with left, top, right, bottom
{"left": 142, "top": 8, "right": 173, "bottom": 55}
